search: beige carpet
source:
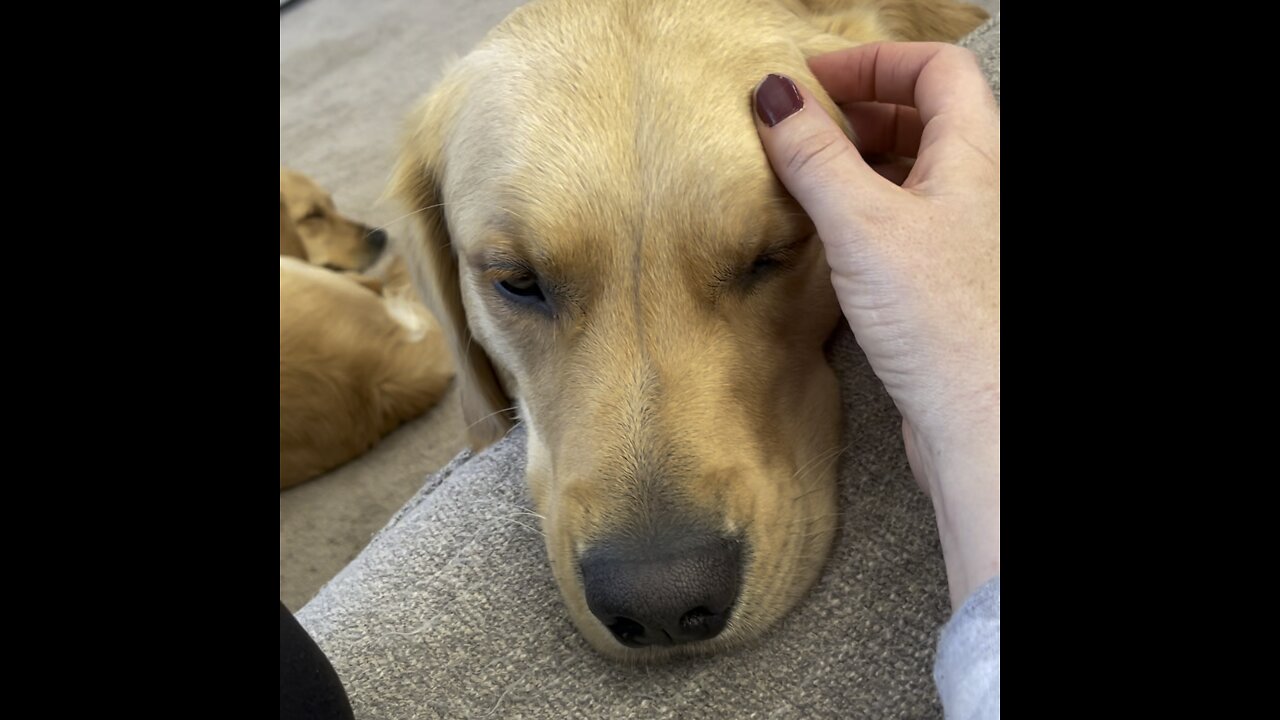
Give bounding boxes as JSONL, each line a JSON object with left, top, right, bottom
{"left": 279, "top": 392, "right": 464, "bottom": 610}
{"left": 280, "top": 0, "right": 535, "bottom": 611}
{"left": 279, "top": 0, "right": 999, "bottom": 612}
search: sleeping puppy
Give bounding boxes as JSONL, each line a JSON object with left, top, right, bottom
{"left": 281, "top": 167, "right": 389, "bottom": 272}
{"left": 391, "top": 0, "right": 987, "bottom": 658}
{"left": 279, "top": 170, "right": 454, "bottom": 489}
{"left": 279, "top": 256, "right": 454, "bottom": 489}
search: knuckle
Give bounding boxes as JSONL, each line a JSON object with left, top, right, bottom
{"left": 944, "top": 44, "right": 981, "bottom": 70}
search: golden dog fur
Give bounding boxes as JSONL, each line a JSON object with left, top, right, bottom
{"left": 280, "top": 168, "right": 387, "bottom": 272}
{"left": 391, "top": 0, "right": 986, "bottom": 658}
{"left": 280, "top": 169, "right": 454, "bottom": 489}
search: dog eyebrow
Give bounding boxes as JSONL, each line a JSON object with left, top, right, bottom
{"left": 470, "top": 216, "right": 550, "bottom": 273}
{"left": 757, "top": 209, "right": 817, "bottom": 253}
{"left": 466, "top": 231, "right": 539, "bottom": 274}
{"left": 760, "top": 233, "right": 811, "bottom": 259}
{"left": 477, "top": 254, "right": 531, "bottom": 274}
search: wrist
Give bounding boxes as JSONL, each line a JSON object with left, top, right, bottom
{"left": 931, "top": 456, "right": 999, "bottom": 610}
{"left": 905, "top": 420, "right": 1000, "bottom": 610}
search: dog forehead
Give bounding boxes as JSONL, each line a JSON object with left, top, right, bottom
{"left": 442, "top": 58, "right": 793, "bottom": 260}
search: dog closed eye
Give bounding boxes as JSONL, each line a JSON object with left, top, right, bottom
{"left": 485, "top": 258, "right": 556, "bottom": 313}
{"left": 714, "top": 236, "right": 811, "bottom": 293}
{"left": 744, "top": 250, "right": 787, "bottom": 281}
{"left": 495, "top": 273, "right": 546, "bottom": 305}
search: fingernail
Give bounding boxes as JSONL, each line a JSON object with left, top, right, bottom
{"left": 754, "top": 74, "right": 804, "bottom": 127}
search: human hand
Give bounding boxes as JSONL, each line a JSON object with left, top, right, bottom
{"left": 753, "top": 42, "right": 999, "bottom": 608}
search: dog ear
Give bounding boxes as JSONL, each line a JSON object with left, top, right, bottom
{"left": 795, "top": 0, "right": 988, "bottom": 51}
{"left": 862, "top": 0, "right": 988, "bottom": 42}
{"left": 280, "top": 192, "right": 309, "bottom": 260}
{"left": 389, "top": 74, "right": 515, "bottom": 451}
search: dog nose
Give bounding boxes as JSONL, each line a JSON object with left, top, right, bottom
{"left": 367, "top": 228, "right": 388, "bottom": 252}
{"left": 580, "top": 531, "right": 741, "bottom": 648}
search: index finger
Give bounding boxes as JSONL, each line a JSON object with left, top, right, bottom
{"left": 808, "top": 42, "right": 995, "bottom": 126}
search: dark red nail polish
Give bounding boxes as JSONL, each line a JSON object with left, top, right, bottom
{"left": 755, "top": 74, "right": 803, "bottom": 127}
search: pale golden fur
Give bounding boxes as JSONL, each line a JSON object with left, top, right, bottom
{"left": 391, "top": 0, "right": 985, "bottom": 659}
{"left": 279, "top": 169, "right": 454, "bottom": 489}
{"left": 279, "top": 257, "right": 454, "bottom": 489}
{"left": 280, "top": 167, "right": 385, "bottom": 271}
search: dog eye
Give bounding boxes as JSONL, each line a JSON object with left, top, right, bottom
{"left": 713, "top": 241, "right": 806, "bottom": 297}
{"left": 750, "top": 254, "right": 783, "bottom": 276}
{"left": 744, "top": 237, "right": 811, "bottom": 284}
{"left": 495, "top": 273, "right": 547, "bottom": 306}
{"left": 741, "top": 252, "right": 787, "bottom": 285}
{"left": 302, "top": 209, "right": 325, "bottom": 222}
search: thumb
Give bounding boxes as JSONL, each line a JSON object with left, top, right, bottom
{"left": 753, "top": 73, "right": 887, "bottom": 230}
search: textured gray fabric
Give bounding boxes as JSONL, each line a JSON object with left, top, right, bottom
{"left": 294, "top": 8, "right": 1001, "bottom": 720}
{"left": 280, "top": 395, "right": 466, "bottom": 612}
{"left": 960, "top": 13, "right": 1001, "bottom": 105}
{"left": 300, "top": 331, "right": 944, "bottom": 719}
{"left": 935, "top": 576, "right": 1001, "bottom": 720}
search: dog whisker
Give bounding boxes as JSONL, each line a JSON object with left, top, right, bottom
{"left": 790, "top": 443, "right": 849, "bottom": 483}
{"left": 498, "top": 417, "right": 523, "bottom": 441}
{"left": 786, "top": 512, "right": 845, "bottom": 541}
{"left": 788, "top": 528, "right": 839, "bottom": 541}
{"left": 790, "top": 453, "right": 842, "bottom": 492}
{"left": 790, "top": 485, "right": 828, "bottom": 502}
{"left": 362, "top": 202, "right": 446, "bottom": 242}
{"left": 789, "top": 443, "right": 849, "bottom": 501}
{"left": 496, "top": 516, "right": 545, "bottom": 538}
{"left": 485, "top": 499, "right": 543, "bottom": 515}
{"left": 792, "top": 512, "right": 844, "bottom": 525}
{"left": 486, "top": 503, "right": 548, "bottom": 524}
{"left": 793, "top": 452, "right": 843, "bottom": 491}
{"left": 464, "top": 405, "right": 520, "bottom": 432}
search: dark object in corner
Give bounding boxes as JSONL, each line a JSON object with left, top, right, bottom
{"left": 280, "top": 600, "right": 354, "bottom": 720}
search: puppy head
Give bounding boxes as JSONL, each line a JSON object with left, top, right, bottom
{"left": 280, "top": 167, "right": 389, "bottom": 271}
{"left": 390, "top": 0, "right": 977, "bottom": 660}
{"left": 280, "top": 194, "right": 309, "bottom": 259}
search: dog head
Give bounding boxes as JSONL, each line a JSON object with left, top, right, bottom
{"left": 391, "top": 0, "right": 985, "bottom": 660}
{"left": 280, "top": 167, "right": 389, "bottom": 271}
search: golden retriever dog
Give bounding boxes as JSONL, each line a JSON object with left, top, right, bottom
{"left": 391, "top": 0, "right": 987, "bottom": 658}
{"left": 281, "top": 167, "right": 389, "bottom": 272}
{"left": 279, "top": 169, "right": 454, "bottom": 489}
{"left": 279, "top": 257, "right": 454, "bottom": 489}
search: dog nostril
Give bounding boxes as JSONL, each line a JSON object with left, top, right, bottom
{"left": 679, "top": 607, "right": 715, "bottom": 632}
{"left": 606, "top": 617, "right": 647, "bottom": 645}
